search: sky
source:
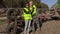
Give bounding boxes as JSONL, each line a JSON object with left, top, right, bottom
{"left": 41, "top": 0, "right": 57, "bottom": 8}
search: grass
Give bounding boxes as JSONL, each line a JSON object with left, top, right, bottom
{"left": 0, "top": 20, "right": 4, "bottom": 25}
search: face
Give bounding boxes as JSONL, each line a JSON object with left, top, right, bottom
{"left": 29, "top": 1, "right": 33, "bottom": 6}
{"left": 26, "top": 4, "right": 28, "bottom": 8}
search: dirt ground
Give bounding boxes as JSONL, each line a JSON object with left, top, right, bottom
{"left": 0, "top": 20, "right": 60, "bottom": 34}
{"left": 40, "top": 20, "right": 60, "bottom": 34}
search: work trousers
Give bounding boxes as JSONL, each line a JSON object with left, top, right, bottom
{"left": 32, "top": 16, "right": 40, "bottom": 31}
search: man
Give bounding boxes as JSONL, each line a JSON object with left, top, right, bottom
{"left": 23, "top": 2, "right": 32, "bottom": 34}
{"left": 29, "top": 0, "right": 40, "bottom": 31}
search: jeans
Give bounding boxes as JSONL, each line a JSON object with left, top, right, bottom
{"left": 24, "top": 20, "right": 31, "bottom": 34}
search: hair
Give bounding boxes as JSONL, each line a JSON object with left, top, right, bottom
{"left": 29, "top": 0, "right": 33, "bottom": 2}
{"left": 25, "top": 2, "right": 29, "bottom": 5}
{"left": 24, "top": 2, "right": 29, "bottom": 7}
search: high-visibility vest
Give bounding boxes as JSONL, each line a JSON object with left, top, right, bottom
{"left": 30, "top": 5, "right": 37, "bottom": 16}
{"left": 23, "top": 8, "right": 32, "bottom": 20}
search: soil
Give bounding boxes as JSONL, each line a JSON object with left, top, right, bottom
{"left": 0, "top": 20, "right": 60, "bottom": 34}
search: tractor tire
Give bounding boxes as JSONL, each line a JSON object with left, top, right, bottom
{"left": 6, "top": 9, "right": 20, "bottom": 34}
{"left": 6, "top": 9, "right": 20, "bottom": 21}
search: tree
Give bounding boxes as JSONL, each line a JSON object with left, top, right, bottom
{"left": 41, "top": 3, "right": 49, "bottom": 9}
{"left": 5, "top": 0, "right": 13, "bottom": 8}
{"left": 3, "top": 0, "right": 49, "bottom": 8}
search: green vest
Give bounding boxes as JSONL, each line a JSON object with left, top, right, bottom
{"left": 23, "top": 8, "right": 32, "bottom": 20}
{"left": 30, "top": 5, "right": 37, "bottom": 16}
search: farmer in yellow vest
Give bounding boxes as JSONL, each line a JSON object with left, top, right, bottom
{"left": 23, "top": 2, "right": 32, "bottom": 34}
{"left": 29, "top": 0, "right": 40, "bottom": 31}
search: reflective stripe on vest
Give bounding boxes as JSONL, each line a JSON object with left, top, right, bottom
{"left": 24, "top": 8, "right": 29, "bottom": 12}
{"left": 33, "top": 5, "right": 37, "bottom": 15}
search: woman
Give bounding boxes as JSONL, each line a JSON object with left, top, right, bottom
{"left": 23, "top": 2, "right": 32, "bottom": 34}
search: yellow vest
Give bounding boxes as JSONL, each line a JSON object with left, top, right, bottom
{"left": 30, "top": 5, "right": 37, "bottom": 16}
{"left": 23, "top": 8, "right": 32, "bottom": 20}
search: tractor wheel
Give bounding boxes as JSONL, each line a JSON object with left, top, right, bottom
{"left": 6, "top": 9, "right": 20, "bottom": 34}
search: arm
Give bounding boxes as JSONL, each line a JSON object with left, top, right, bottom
{"left": 32, "top": 5, "right": 37, "bottom": 16}
{"left": 23, "top": 8, "right": 30, "bottom": 14}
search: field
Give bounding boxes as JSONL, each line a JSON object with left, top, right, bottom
{"left": 0, "top": 9, "right": 60, "bottom": 34}
{"left": 0, "top": 19, "right": 60, "bottom": 34}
